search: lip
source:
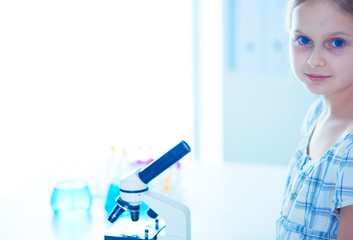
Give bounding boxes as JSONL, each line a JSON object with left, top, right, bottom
{"left": 305, "top": 73, "right": 331, "bottom": 82}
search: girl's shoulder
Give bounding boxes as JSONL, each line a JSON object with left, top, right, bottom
{"left": 300, "top": 97, "right": 323, "bottom": 136}
{"left": 335, "top": 134, "right": 353, "bottom": 162}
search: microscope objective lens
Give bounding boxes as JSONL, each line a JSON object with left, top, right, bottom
{"left": 130, "top": 209, "right": 140, "bottom": 222}
{"left": 147, "top": 208, "right": 158, "bottom": 219}
{"left": 108, "top": 205, "right": 125, "bottom": 223}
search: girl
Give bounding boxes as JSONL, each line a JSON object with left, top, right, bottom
{"left": 277, "top": 0, "right": 353, "bottom": 239}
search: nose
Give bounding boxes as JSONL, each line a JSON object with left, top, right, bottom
{"left": 307, "top": 47, "right": 326, "bottom": 68}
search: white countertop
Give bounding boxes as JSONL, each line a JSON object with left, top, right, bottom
{"left": 0, "top": 162, "right": 288, "bottom": 240}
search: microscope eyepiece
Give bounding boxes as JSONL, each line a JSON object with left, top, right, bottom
{"left": 139, "top": 141, "right": 191, "bottom": 184}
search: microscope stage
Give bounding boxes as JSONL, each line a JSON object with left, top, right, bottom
{"left": 104, "top": 218, "right": 165, "bottom": 240}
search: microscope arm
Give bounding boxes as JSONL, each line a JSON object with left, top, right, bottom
{"left": 141, "top": 190, "right": 191, "bottom": 240}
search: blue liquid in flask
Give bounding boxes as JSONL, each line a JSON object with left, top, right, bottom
{"left": 50, "top": 180, "right": 92, "bottom": 214}
{"left": 105, "top": 183, "right": 120, "bottom": 214}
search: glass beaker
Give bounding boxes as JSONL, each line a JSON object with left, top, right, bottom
{"left": 50, "top": 179, "right": 92, "bottom": 214}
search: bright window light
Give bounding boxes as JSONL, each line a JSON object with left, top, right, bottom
{"left": 0, "top": 0, "right": 194, "bottom": 199}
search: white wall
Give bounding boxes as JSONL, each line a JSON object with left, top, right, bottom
{"left": 193, "top": 0, "right": 314, "bottom": 165}
{"left": 0, "top": 0, "right": 194, "bottom": 199}
{"left": 194, "top": 0, "right": 224, "bottom": 164}
{"left": 222, "top": 0, "right": 316, "bottom": 164}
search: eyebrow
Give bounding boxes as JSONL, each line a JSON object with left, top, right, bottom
{"left": 292, "top": 29, "right": 353, "bottom": 38}
{"left": 329, "top": 32, "right": 353, "bottom": 38}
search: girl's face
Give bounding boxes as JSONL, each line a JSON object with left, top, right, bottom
{"left": 290, "top": 0, "right": 353, "bottom": 99}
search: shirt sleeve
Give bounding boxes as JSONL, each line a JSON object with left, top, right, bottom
{"left": 332, "top": 146, "right": 353, "bottom": 214}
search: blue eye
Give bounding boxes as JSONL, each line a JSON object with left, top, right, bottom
{"left": 298, "top": 36, "right": 311, "bottom": 45}
{"left": 331, "top": 39, "right": 344, "bottom": 47}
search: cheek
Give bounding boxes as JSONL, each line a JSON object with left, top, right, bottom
{"left": 331, "top": 53, "right": 353, "bottom": 73}
{"left": 338, "top": 62, "right": 353, "bottom": 83}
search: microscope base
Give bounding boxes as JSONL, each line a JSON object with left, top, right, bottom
{"left": 104, "top": 237, "right": 157, "bottom": 240}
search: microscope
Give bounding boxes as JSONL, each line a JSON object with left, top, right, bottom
{"left": 104, "top": 141, "right": 191, "bottom": 240}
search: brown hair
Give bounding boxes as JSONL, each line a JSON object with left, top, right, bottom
{"left": 286, "top": 0, "right": 353, "bottom": 29}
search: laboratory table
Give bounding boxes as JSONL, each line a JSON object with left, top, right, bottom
{"left": 0, "top": 162, "right": 287, "bottom": 239}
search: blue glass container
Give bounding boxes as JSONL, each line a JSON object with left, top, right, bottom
{"left": 50, "top": 179, "right": 92, "bottom": 214}
{"left": 104, "top": 183, "right": 120, "bottom": 214}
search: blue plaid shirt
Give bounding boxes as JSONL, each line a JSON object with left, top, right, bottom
{"left": 277, "top": 97, "right": 353, "bottom": 240}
